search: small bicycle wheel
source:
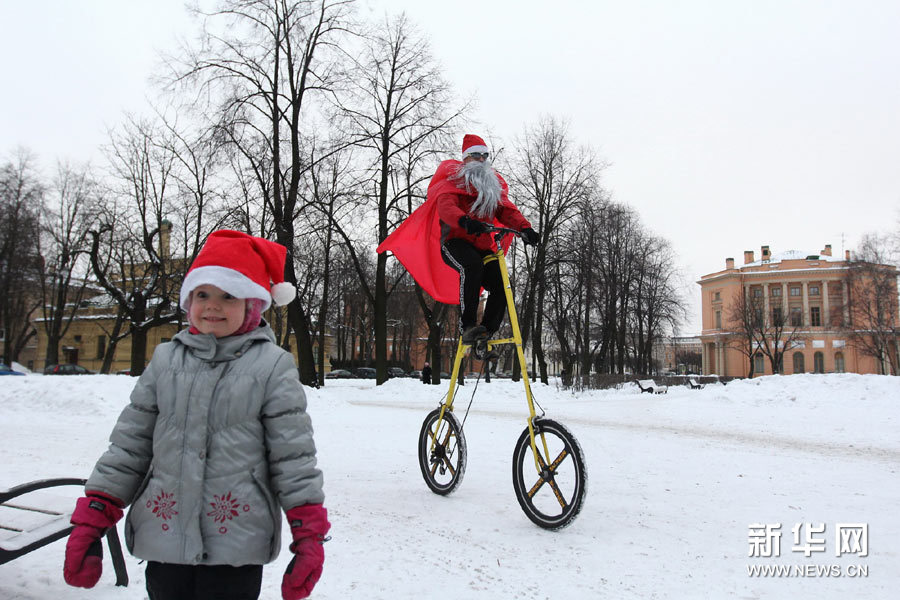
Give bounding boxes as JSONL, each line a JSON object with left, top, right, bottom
{"left": 512, "top": 418, "right": 587, "bottom": 529}
{"left": 418, "top": 407, "right": 467, "bottom": 495}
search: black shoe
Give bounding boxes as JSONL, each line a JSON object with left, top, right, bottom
{"left": 473, "top": 340, "right": 500, "bottom": 362}
{"left": 461, "top": 325, "right": 488, "bottom": 344}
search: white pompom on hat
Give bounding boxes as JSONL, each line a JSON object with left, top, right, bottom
{"left": 461, "top": 133, "right": 489, "bottom": 158}
{"left": 179, "top": 230, "right": 296, "bottom": 311}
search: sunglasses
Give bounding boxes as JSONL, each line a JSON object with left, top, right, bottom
{"left": 467, "top": 152, "right": 489, "bottom": 160}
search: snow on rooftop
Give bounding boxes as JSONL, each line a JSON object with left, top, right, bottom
{"left": 743, "top": 249, "right": 844, "bottom": 267}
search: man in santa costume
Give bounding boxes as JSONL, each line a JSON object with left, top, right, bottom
{"left": 378, "top": 134, "right": 539, "bottom": 343}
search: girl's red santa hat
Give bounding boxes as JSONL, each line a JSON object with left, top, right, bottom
{"left": 179, "top": 230, "right": 296, "bottom": 311}
{"left": 461, "top": 133, "right": 489, "bottom": 158}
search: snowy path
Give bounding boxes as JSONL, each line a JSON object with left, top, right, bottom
{"left": 353, "top": 397, "right": 900, "bottom": 464}
{"left": 1, "top": 374, "right": 898, "bottom": 599}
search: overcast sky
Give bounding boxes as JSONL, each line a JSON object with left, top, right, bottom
{"left": 2, "top": 0, "right": 898, "bottom": 334}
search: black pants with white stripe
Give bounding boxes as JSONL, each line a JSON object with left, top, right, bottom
{"left": 441, "top": 238, "right": 507, "bottom": 334}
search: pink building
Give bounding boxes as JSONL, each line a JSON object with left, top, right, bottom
{"left": 698, "top": 244, "right": 898, "bottom": 377}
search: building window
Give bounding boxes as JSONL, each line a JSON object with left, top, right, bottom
{"left": 771, "top": 287, "right": 781, "bottom": 297}
{"left": 753, "top": 353, "right": 765, "bottom": 375}
{"left": 713, "top": 291, "right": 720, "bottom": 301}
{"left": 790, "top": 287, "right": 801, "bottom": 296}
{"left": 810, "top": 306, "right": 821, "bottom": 327}
{"left": 834, "top": 352, "right": 845, "bottom": 373}
{"left": 753, "top": 309, "right": 763, "bottom": 327}
{"left": 715, "top": 310, "right": 721, "bottom": 329}
{"left": 790, "top": 307, "right": 802, "bottom": 326}
{"left": 813, "top": 351, "right": 824, "bottom": 373}
{"left": 753, "top": 288, "right": 762, "bottom": 297}
{"left": 809, "top": 285, "right": 820, "bottom": 296}
{"left": 772, "top": 307, "right": 783, "bottom": 325}
{"left": 96, "top": 336, "right": 106, "bottom": 359}
{"left": 793, "top": 352, "right": 805, "bottom": 374}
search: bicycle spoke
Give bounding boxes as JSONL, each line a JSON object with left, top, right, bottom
{"left": 549, "top": 449, "right": 569, "bottom": 470}
{"left": 546, "top": 476, "right": 568, "bottom": 509}
{"left": 527, "top": 476, "right": 546, "bottom": 498}
{"left": 442, "top": 458, "right": 457, "bottom": 476}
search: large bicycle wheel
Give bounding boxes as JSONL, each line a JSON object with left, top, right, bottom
{"left": 418, "top": 408, "right": 467, "bottom": 495}
{"left": 512, "top": 418, "right": 587, "bottom": 529}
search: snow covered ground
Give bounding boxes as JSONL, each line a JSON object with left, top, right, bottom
{"left": 1, "top": 372, "right": 898, "bottom": 599}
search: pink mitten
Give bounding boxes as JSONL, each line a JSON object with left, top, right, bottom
{"left": 63, "top": 494, "right": 123, "bottom": 588}
{"left": 281, "top": 504, "right": 330, "bottom": 600}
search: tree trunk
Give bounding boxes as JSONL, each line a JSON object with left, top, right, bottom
{"left": 288, "top": 301, "right": 317, "bottom": 386}
{"left": 129, "top": 293, "right": 148, "bottom": 376}
{"left": 426, "top": 305, "right": 447, "bottom": 384}
{"left": 101, "top": 312, "right": 126, "bottom": 374}
{"left": 374, "top": 253, "right": 387, "bottom": 384}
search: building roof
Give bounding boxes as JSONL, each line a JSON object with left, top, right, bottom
{"left": 742, "top": 249, "right": 844, "bottom": 267}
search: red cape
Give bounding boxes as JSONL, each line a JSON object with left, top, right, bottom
{"left": 376, "top": 160, "right": 514, "bottom": 304}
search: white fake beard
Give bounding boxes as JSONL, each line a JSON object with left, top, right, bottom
{"left": 454, "top": 160, "right": 502, "bottom": 219}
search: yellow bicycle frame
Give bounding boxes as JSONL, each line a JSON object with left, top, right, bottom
{"left": 430, "top": 241, "right": 551, "bottom": 473}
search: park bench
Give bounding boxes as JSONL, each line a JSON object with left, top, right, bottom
{"left": 687, "top": 378, "right": 705, "bottom": 390}
{"left": 0, "top": 477, "right": 128, "bottom": 586}
{"left": 635, "top": 379, "right": 668, "bottom": 394}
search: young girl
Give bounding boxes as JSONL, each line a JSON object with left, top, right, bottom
{"left": 62, "top": 230, "right": 329, "bottom": 600}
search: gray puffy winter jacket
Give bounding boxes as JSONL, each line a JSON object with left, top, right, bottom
{"left": 86, "top": 323, "right": 324, "bottom": 566}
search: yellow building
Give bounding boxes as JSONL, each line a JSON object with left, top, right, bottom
{"left": 698, "top": 244, "right": 898, "bottom": 377}
{"left": 31, "top": 295, "right": 182, "bottom": 374}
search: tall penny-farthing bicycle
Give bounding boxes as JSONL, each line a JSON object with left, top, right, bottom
{"left": 417, "top": 226, "right": 587, "bottom": 530}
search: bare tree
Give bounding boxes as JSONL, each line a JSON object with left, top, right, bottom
{"left": 592, "top": 203, "right": 644, "bottom": 375}
{"left": 725, "top": 275, "right": 801, "bottom": 376}
{"left": 755, "top": 293, "right": 802, "bottom": 376}
{"left": 628, "top": 235, "right": 686, "bottom": 374}
{"left": 506, "top": 116, "right": 599, "bottom": 383}
{"left": 673, "top": 347, "right": 702, "bottom": 374}
{"left": 724, "top": 283, "right": 765, "bottom": 378}
{"left": 88, "top": 116, "right": 201, "bottom": 374}
{"left": 174, "top": 0, "right": 355, "bottom": 385}
{"left": 844, "top": 234, "right": 899, "bottom": 375}
{"left": 0, "top": 150, "right": 44, "bottom": 365}
{"left": 543, "top": 193, "right": 606, "bottom": 387}
{"left": 39, "top": 162, "right": 99, "bottom": 366}
{"left": 302, "top": 143, "right": 359, "bottom": 384}
{"left": 332, "top": 12, "right": 463, "bottom": 383}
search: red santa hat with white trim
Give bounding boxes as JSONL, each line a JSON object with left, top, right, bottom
{"left": 461, "top": 133, "right": 489, "bottom": 158}
{"left": 179, "top": 230, "right": 296, "bottom": 311}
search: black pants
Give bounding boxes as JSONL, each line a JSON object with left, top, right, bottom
{"left": 145, "top": 561, "right": 264, "bottom": 600}
{"left": 441, "top": 238, "right": 507, "bottom": 334}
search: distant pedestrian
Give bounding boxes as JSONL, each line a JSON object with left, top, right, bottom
{"left": 421, "top": 362, "right": 433, "bottom": 384}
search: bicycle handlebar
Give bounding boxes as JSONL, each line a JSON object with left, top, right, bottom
{"left": 482, "top": 224, "right": 523, "bottom": 243}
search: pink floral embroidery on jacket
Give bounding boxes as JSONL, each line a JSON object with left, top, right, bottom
{"left": 207, "top": 492, "right": 241, "bottom": 523}
{"left": 151, "top": 491, "right": 178, "bottom": 520}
